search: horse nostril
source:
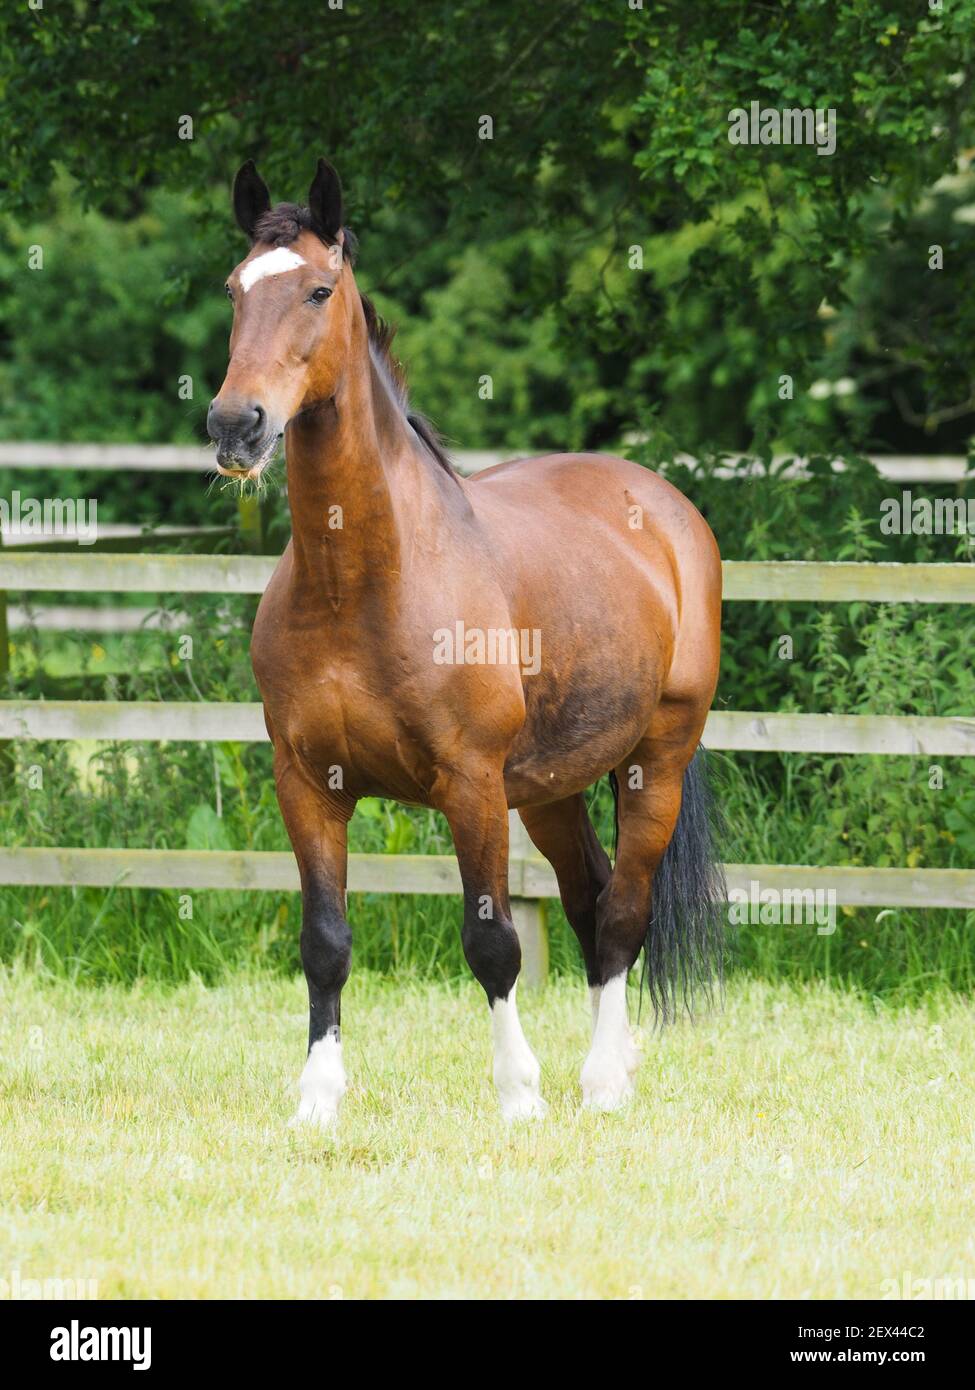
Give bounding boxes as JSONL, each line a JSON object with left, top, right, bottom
{"left": 207, "top": 400, "right": 267, "bottom": 445}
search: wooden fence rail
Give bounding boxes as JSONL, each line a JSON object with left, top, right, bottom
{"left": 3, "top": 701, "right": 975, "bottom": 757}
{"left": 2, "top": 845, "right": 973, "bottom": 906}
{"left": 2, "top": 552, "right": 975, "bottom": 602}
{"left": 1, "top": 848, "right": 972, "bottom": 915}
{"left": 1, "top": 441, "right": 971, "bottom": 481}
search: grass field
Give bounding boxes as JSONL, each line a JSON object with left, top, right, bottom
{"left": 1, "top": 967, "right": 973, "bottom": 1300}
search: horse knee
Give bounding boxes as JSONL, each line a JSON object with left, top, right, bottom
{"left": 301, "top": 907, "right": 352, "bottom": 988}
{"left": 300, "top": 889, "right": 352, "bottom": 1045}
{"left": 594, "top": 888, "right": 648, "bottom": 982}
{"left": 461, "top": 914, "right": 521, "bottom": 1005}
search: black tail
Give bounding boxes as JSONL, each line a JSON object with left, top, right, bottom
{"left": 622, "top": 746, "right": 726, "bottom": 1022}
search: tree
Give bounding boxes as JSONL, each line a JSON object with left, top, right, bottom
{"left": 2, "top": 0, "right": 975, "bottom": 454}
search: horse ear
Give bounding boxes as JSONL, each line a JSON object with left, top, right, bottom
{"left": 233, "top": 160, "right": 271, "bottom": 241}
{"left": 308, "top": 158, "right": 343, "bottom": 242}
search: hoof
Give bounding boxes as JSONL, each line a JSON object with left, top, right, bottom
{"left": 581, "top": 1081, "right": 634, "bottom": 1112}
{"left": 581, "top": 1055, "right": 635, "bottom": 1112}
{"left": 289, "top": 1098, "right": 340, "bottom": 1131}
{"left": 496, "top": 1055, "right": 547, "bottom": 1122}
{"left": 499, "top": 1084, "right": 548, "bottom": 1122}
{"left": 621, "top": 1029, "right": 642, "bottom": 1078}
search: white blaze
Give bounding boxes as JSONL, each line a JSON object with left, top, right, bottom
{"left": 240, "top": 247, "right": 306, "bottom": 293}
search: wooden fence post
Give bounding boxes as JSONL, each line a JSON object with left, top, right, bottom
{"left": 508, "top": 808, "right": 549, "bottom": 987}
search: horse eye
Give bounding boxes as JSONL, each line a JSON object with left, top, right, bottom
{"left": 310, "top": 286, "right": 332, "bottom": 304}
{"left": 225, "top": 285, "right": 233, "bottom": 301}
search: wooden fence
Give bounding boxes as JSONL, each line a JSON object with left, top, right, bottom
{"left": 1, "top": 545, "right": 974, "bottom": 982}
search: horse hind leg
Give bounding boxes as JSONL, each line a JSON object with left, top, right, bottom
{"left": 518, "top": 792, "right": 611, "bottom": 973}
{"left": 518, "top": 791, "right": 614, "bottom": 1036}
{"left": 583, "top": 708, "right": 718, "bottom": 1111}
{"left": 581, "top": 759, "right": 682, "bottom": 1110}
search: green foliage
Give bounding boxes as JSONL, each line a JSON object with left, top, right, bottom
{"left": 185, "top": 803, "right": 232, "bottom": 852}
{"left": 0, "top": 180, "right": 225, "bottom": 444}
{"left": 373, "top": 235, "right": 602, "bottom": 452}
{"left": 3, "top": 1, "right": 975, "bottom": 455}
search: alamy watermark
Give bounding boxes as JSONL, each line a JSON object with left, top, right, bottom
{"left": 728, "top": 101, "right": 837, "bottom": 156}
{"left": 880, "top": 491, "right": 975, "bottom": 536}
{"left": 881, "top": 1271, "right": 975, "bottom": 1300}
{"left": 0, "top": 1265, "right": 98, "bottom": 1299}
{"left": 728, "top": 879, "right": 837, "bottom": 935}
{"left": 0, "top": 492, "right": 98, "bottom": 545}
{"left": 50, "top": 1320, "right": 151, "bottom": 1371}
{"left": 432, "top": 623, "right": 541, "bottom": 676}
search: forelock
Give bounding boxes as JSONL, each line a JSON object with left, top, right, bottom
{"left": 253, "top": 203, "right": 357, "bottom": 262}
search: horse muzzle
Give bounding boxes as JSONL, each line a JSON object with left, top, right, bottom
{"left": 207, "top": 398, "right": 281, "bottom": 476}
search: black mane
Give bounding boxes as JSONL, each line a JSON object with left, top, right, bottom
{"left": 252, "top": 203, "right": 454, "bottom": 477}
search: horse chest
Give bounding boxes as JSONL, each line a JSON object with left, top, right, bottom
{"left": 257, "top": 650, "right": 428, "bottom": 794}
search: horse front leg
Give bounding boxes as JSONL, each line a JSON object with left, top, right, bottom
{"left": 438, "top": 766, "right": 546, "bottom": 1121}
{"left": 275, "top": 752, "right": 354, "bottom": 1130}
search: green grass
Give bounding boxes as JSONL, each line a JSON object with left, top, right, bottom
{"left": 2, "top": 967, "right": 973, "bottom": 1299}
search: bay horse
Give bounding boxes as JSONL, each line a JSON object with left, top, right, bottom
{"left": 207, "top": 159, "right": 724, "bottom": 1126}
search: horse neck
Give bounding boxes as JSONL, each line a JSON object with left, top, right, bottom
{"left": 283, "top": 326, "right": 429, "bottom": 602}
